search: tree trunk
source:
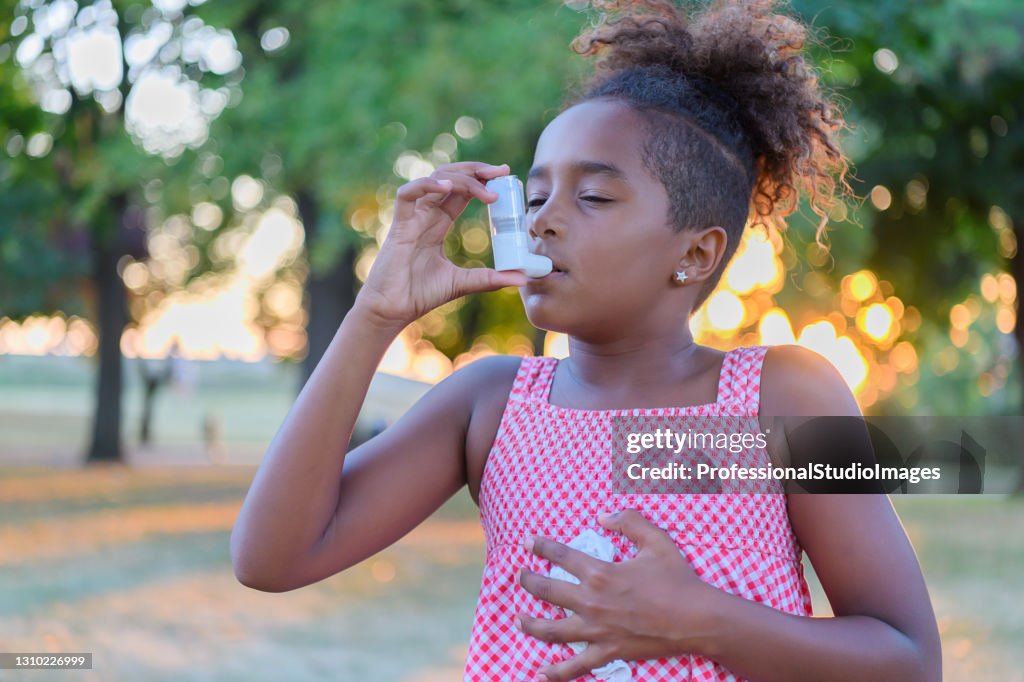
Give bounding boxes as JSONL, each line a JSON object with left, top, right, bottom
{"left": 86, "top": 201, "right": 128, "bottom": 464}
{"left": 297, "top": 190, "right": 358, "bottom": 392}
{"left": 1011, "top": 221, "right": 1024, "bottom": 495}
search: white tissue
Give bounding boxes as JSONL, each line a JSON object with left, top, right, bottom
{"left": 547, "top": 529, "right": 634, "bottom": 682}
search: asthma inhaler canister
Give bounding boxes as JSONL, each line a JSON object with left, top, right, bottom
{"left": 485, "top": 175, "right": 552, "bottom": 278}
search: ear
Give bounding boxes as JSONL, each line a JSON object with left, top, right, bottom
{"left": 676, "top": 226, "right": 728, "bottom": 284}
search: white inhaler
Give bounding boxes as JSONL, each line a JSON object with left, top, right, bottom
{"left": 485, "top": 175, "right": 552, "bottom": 278}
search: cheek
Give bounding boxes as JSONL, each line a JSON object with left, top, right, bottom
{"left": 586, "top": 242, "right": 670, "bottom": 292}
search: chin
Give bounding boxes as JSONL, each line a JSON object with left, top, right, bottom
{"left": 520, "top": 296, "right": 573, "bottom": 336}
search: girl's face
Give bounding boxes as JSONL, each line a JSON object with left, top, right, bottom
{"left": 520, "top": 99, "right": 689, "bottom": 338}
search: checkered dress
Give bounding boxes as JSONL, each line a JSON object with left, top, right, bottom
{"left": 464, "top": 346, "right": 813, "bottom": 681}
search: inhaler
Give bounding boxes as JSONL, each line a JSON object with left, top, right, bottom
{"left": 485, "top": 175, "right": 552, "bottom": 278}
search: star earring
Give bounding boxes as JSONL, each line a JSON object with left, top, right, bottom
{"left": 675, "top": 270, "right": 689, "bottom": 284}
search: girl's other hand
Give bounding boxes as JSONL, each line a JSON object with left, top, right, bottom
{"left": 516, "top": 509, "right": 720, "bottom": 682}
{"left": 355, "top": 162, "right": 530, "bottom": 328}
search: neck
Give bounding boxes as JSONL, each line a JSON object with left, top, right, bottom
{"left": 564, "top": 327, "right": 700, "bottom": 392}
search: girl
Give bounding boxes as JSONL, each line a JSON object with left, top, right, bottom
{"left": 230, "top": 1, "right": 942, "bottom": 680}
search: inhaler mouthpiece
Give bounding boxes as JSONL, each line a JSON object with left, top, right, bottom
{"left": 485, "top": 175, "right": 552, "bottom": 278}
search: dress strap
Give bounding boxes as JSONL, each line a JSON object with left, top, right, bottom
{"left": 507, "top": 355, "right": 558, "bottom": 404}
{"left": 715, "top": 345, "right": 770, "bottom": 414}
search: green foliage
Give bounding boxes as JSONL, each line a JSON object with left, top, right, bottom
{"left": 0, "top": 0, "right": 244, "bottom": 321}
{"left": 788, "top": 0, "right": 1024, "bottom": 413}
{"left": 0, "top": 163, "right": 89, "bottom": 317}
{"left": 197, "top": 0, "right": 587, "bottom": 346}
{"left": 5, "top": 1, "right": 1020, "bottom": 417}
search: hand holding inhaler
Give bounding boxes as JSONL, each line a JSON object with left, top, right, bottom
{"left": 485, "top": 175, "right": 553, "bottom": 278}
{"left": 356, "top": 162, "right": 531, "bottom": 329}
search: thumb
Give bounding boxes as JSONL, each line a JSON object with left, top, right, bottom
{"left": 598, "top": 509, "right": 671, "bottom": 552}
{"left": 453, "top": 267, "right": 529, "bottom": 296}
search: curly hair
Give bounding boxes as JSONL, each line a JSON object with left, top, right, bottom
{"left": 564, "top": 0, "right": 852, "bottom": 306}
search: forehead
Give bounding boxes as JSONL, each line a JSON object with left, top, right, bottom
{"left": 530, "top": 99, "right": 647, "bottom": 179}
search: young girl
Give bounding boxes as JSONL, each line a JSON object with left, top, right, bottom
{"left": 231, "top": 1, "right": 942, "bottom": 680}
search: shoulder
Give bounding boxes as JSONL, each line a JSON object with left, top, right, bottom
{"left": 447, "top": 354, "right": 530, "bottom": 422}
{"left": 449, "top": 354, "right": 525, "bottom": 393}
{"left": 759, "top": 344, "right": 861, "bottom": 418}
{"left": 400, "top": 354, "right": 524, "bottom": 430}
{"left": 430, "top": 353, "right": 523, "bottom": 393}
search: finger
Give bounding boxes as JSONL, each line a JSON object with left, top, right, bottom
{"left": 434, "top": 161, "right": 510, "bottom": 180}
{"left": 422, "top": 171, "right": 497, "bottom": 224}
{"left": 519, "top": 568, "right": 586, "bottom": 612}
{"left": 538, "top": 644, "right": 617, "bottom": 682}
{"left": 394, "top": 177, "right": 456, "bottom": 224}
{"left": 526, "top": 535, "right": 602, "bottom": 583}
{"left": 597, "top": 509, "right": 674, "bottom": 552}
{"left": 451, "top": 266, "right": 529, "bottom": 297}
{"left": 430, "top": 169, "right": 499, "bottom": 204}
{"left": 514, "top": 612, "right": 593, "bottom": 645}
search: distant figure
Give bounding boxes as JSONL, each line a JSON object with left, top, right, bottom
{"left": 170, "top": 346, "right": 199, "bottom": 397}
{"left": 137, "top": 345, "right": 176, "bottom": 447}
{"left": 203, "top": 412, "right": 225, "bottom": 464}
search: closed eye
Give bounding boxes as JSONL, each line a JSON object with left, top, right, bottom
{"left": 527, "top": 196, "right": 613, "bottom": 209}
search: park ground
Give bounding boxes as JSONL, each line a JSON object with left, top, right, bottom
{"left": 0, "top": 355, "right": 1021, "bottom": 681}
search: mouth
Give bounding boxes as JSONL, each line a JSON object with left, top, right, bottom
{"left": 527, "top": 251, "right": 567, "bottom": 278}
{"left": 527, "top": 268, "right": 568, "bottom": 285}
{"left": 543, "top": 258, "right": 567, "bottom": 274}
{"left": 543, "top": 263, "right": 569, "bottom": 278}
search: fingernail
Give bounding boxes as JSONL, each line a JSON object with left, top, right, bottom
{"left": 524, "top": 536, "right": 535, "bottom": 552}
{"left": 538, "top": 675, "right": 550, "bottom": 682}
{"left": 438, "top": 179, "right": 453, "bottom": 188}
{"left": 514, "top": 616, "right": 523, "bottom": 631}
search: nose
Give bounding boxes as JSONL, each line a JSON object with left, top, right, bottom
{"left": 528, "top": 199, "right": 564, "bottom": 241}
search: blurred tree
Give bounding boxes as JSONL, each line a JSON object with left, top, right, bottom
{"left": 1, "top": 0, "right": 242, "bottom": 463}
{"left": 793, "top": 0, "right": 1024, "bottom": 489}
{"left": 196, "top": 0, "right": 585, "bottom": 387}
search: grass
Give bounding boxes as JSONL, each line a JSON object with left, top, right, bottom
{"left": 1, "top": 355, "right": 1022, "bottom": 680}
{"left": 0, "top": 466, "right": 484, "bottom": 682}
{"left": 1, "top": 474, "right": 1022, "bottom": 681}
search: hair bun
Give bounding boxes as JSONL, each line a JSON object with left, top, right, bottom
{"left": 569, "top": 0, "right": 852, "bottom": 240}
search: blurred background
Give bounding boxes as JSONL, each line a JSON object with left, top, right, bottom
{"left": 0, "top": 0, "right": 1021, "bottom": 680}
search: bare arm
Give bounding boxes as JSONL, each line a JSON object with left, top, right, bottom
{"left": 230, "top": 162, "right": 527, "bottom": 592}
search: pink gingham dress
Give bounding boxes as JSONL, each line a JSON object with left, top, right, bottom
{"left": 464, "top": 346, "right": 813, "bottom": 681}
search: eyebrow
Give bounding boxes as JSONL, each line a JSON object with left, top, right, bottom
{"left": 527, "top": 160, "right": 628, "bottom": 182}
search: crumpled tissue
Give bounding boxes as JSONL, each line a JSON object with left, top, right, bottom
{"left": 547, "top": 528, "right": 634, "bottom": 682}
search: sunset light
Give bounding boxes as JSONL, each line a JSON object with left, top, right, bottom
{"left": 0, "top": 222, "right": 946, "bottom": 407}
